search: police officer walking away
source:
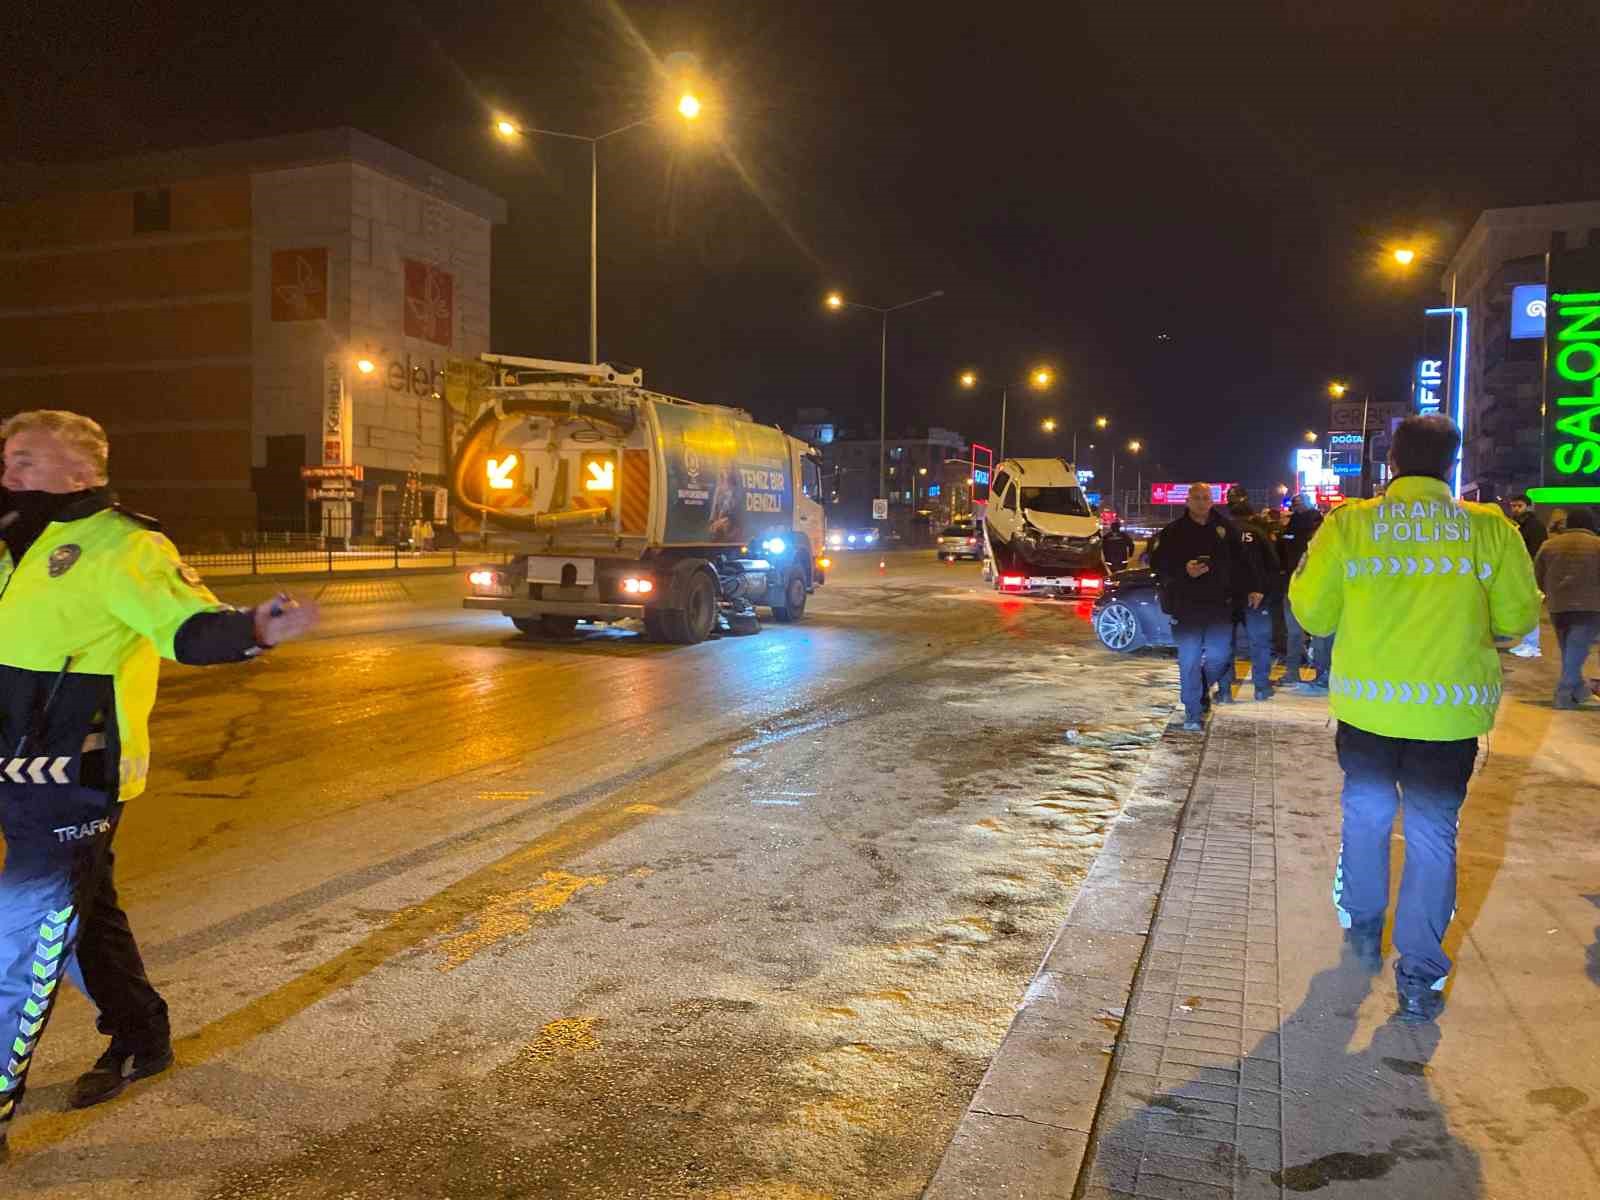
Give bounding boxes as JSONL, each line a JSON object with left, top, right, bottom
{"left": 0, "top": 411, "right": 318, "bottom": 1162}
{"left": 1151, "top": 483, "right": 1245, "bottom": 730}
{"left": 1224, "top": 485, "right": 1282, "bottom": 700}
{"left": 1289, "top": 415, "right": 1539, "bottom": 1022}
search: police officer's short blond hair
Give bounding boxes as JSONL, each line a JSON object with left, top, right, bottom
{"left": 0, "top": 410, "right": 110, "bottom": 485}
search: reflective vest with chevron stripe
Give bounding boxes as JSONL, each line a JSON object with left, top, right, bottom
{"left": 1287, "top": 474, "right": 1541, "bottom": 740}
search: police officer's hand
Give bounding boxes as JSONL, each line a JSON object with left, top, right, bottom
{"left": 1186, "top": 558, "right": 1210, "bottom": 578}
{"left": 1248, "top": 591, "right": 1265, "bottom": 608}
{"left": 253, "top": 593, "right": 319, "bottom": 647}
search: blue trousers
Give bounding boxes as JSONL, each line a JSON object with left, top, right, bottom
{"left": 1241, "top": 606, "right": 1275, "bottom": 696}
{"left": 1332, "top": 723, "right": 1478, "bottom": 985}
{"left": 1285, "top": 595, "right": 1333, "bottom": 683}
{"left": 1552, "top": 612, "right": 1600, "bottom": 704}
{"left": 1175, "top": 617, "right": 1233, "bottom": 722}
{"left": 0, "top": 784, "right": 163, "bottom": 1126}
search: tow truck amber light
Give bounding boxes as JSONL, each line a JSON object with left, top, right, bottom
{"left": 818, "top": 557, "right": 832, "bottom": 569}
{"left": 621, "top": 577, "right": 654, "bottom": 595}
{"left": 468, "top": 570, "right": 496, "bottom": 587}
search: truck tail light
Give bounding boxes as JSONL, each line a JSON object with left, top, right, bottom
{"left": 1079, "top": 576, "right": 1104, "bottom": 592}
{"left": 1000, "top": 575, "right": 1024, "bottom": 590}
{"left": 621, "top": 577, "right": 654, "bottom": 595}
{"left": 468, "top": 570, "right": 496, "bottom": 588}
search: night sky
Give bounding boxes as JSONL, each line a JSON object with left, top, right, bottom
{"left": 5, "top": 0, "right": 1599, "bottom": 486}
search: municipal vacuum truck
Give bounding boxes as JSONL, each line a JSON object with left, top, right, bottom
{"left": 450, "top": 355, "right": 826, "bottom": 644}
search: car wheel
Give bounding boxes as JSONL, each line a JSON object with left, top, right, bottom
{"left": 1094, "top": 601, "right": 1146, "bottom": 651}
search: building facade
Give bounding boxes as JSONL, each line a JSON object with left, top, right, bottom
{"left": 818, "top": 426, "right": 971, "bottom": 529}
{"left": 0, "top": 128, "right": 506, "bottom": 546}
{"left": 1441, "top": 201, "right": 1600, "bottom": 502}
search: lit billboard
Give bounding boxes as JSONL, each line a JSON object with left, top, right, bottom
{"left": 1149, "top": 482, "right": 1236, "bottom": 505}
{"left": 1531, "top": 245, "right": 1600, "bottom": 506}
{"left": 1510, "top": 283, "right": 1547, "bottom": 341}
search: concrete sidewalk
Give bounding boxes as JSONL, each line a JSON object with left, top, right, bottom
{"left": 927, "top": 646, "right": 1600, "bottom": 1199}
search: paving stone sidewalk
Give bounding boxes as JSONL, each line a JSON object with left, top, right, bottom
{"left": 1076, "top": 663, "right": 1600, "bottom": 1200}
{"left": 925, "top": 644, "right": 1600, "bottom": 1200}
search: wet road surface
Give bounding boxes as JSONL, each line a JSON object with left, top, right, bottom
{"left": 7, "top": 551, "right": 1178, "bottom": 1198}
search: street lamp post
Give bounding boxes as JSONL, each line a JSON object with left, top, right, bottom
{"left": 1391, "top": 244, "right": 1465, "bottom": 495}
{"left": 961, "top": 366, "right": 1054, "bottom": 461}
{"left": 496, "top": 94, "right": 702, "bottom": 364}
{"left": 827, "top": 290, "right": 945, "bottom": 508}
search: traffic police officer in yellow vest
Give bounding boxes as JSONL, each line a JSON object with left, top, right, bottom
{"left": 0, "top": 411, "right": 317, "bottom": 1162}
{"left": 1289, "top": 414, "right": 1540, "bottom": 1022}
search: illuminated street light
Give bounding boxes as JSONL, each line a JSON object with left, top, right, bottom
{"left": 355, "top": 357, "right": 376, "bottom": 376}
{"left": 1095, "top": 415, "right": 1109, "bottom": 430}
{"left": 1393, "top": 247, "right": 1417, "bottom": 266}
{"left": 825, "top": 292, "right": 845, "bottom": 310}
{"left": 1329, "top": 380, "right": 1348, "bottom": 398}
{"left": 1032, "top": 367, "right": 1054, "bottom": 389}
{"left": 1305, "top": 430, "right": 1319, "bottom": 443}
{"left": 493, "top": 89, "right": 710, "bottom": 363}
{"left": 1128, "top": 439, "right": 1143, "bottom": 454}
{"left": 959, "top": 370, "right": 977, "bottom": 389}
{"left": 918, "top": 467, "right": 928, "bottom": 476}
{"left": 1041, "top": 418, "right": 1058, "bottom": 433}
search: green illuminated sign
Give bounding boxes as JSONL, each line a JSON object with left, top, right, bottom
{"left": 1532, "top": 246, "right": 1600, "bottom": 506}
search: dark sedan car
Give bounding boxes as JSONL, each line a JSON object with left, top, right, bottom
{"left": 1091, "top": 567, "right": 1176, "bottom": 652}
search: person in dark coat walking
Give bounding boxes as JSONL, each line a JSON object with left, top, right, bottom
{"left": 1223, "top": 486, "right": 1283, "bottom": 700}
{"left": 1151, "top": 483, "right": 1250, "bottom": 730}
{"left": 1280, "top": 493, "right": 1331, "bottom": 688}
{"left": 1534, "top": 506, "right": 1600, "bottom": 708}
{"left": 1509, "top": 494, "right": 1547, "bottom": 659}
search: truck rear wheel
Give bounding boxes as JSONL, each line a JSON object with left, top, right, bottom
{"left": 770, "top": 569, "right": 807, "bottom": 623}
{"left": 512, "top": 615, "right": 579, "bottom": 636}
{"left": 657, "top": 562, "right": 718, "bottom": 644}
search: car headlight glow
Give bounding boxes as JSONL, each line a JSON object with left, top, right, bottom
{"left": 828, "top": 531, "right": 843, "bottom": 547}
{"left": 847, "top": 534, "right": 857, "bottom": 544}
{"left": 761, "top": 536, "right": 787, "bottom": 555}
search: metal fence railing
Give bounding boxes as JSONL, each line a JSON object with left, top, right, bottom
{"left": 178, "top": 544, "right": 512, "bottom": 578}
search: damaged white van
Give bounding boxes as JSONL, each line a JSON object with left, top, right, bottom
{"left": 983, "top": 458, "right": 1107, "bottom": 597}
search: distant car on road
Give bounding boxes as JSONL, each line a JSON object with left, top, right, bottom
{"left": 826, "top": 526, "right": 881, "bottom": 552}
{"left": 936, "top": 522, "right": 983, "bottom": 561}
{"left": 1090, "top": 567, "right": 1176, "bottom": 652}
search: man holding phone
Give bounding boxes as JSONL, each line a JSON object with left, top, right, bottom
{"left": 1151, "top": 482, "right": 1251, "bottom": 729}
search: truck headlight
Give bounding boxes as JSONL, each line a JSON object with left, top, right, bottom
{"left": 761, "top": 536, "right": 787, "bottom": 555}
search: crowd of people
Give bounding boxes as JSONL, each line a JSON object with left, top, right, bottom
{"left": 1140, "top": 413, "right": 1600, "bottom": 1024}
{"left": 1143, "top": 482, "right": 1333, "bottom": 729}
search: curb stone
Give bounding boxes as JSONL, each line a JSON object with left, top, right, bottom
{"left": 921, "top": 720, "right": 1207, "bottom": 1199}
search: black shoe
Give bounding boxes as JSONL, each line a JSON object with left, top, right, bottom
{"left": 1343, "top": 920, "right": 1383, "bottom": 973}
{"left": 1394, "top": 965, "right": 1445, "bottom": 1024}
{"left": 69, "top": 1042, "right": 175, "bottom": 1109}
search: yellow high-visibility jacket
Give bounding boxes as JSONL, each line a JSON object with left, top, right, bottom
{"left": 1288, "top": 475, "right": 1541, "bottom": 741}
{"left": 0, "top": 496, "right": 236, "bottom": 800}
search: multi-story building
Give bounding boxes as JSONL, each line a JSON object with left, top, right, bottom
{"left": 818, "top": 426, "right": 970, "bottom": 527}
{"left": 1441, "top": 201, "right": 1600, "bottom": 502}
{"left": 0, "top": 128, "right": 506, "bottom": 545}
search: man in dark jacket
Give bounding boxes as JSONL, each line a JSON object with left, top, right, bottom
{"left": 1151, "top": 483, "right": 1248, "bottom": 730}
{"left": 1534, "top": 506, "right": 1600, "bottom": 708}
{"left": 1280, "top": 494, "right": 1329, "bottom": 688}
{"left": 1102, "top": 520, "right": 1134, "bottom": 572}
{"left": 1224, "top": 486, "right": 1282, "bottom": 700}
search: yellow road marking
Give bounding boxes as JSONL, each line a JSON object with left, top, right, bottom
{"left": 13, "top": 759, "right": 718, "bottom": 1154}
{"left": 436, "top": 870, "right": 607, "bottom": 971}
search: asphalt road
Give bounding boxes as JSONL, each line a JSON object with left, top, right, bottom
{"left": 8, "top": 550, "right": 1178, "bottom": 1198}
